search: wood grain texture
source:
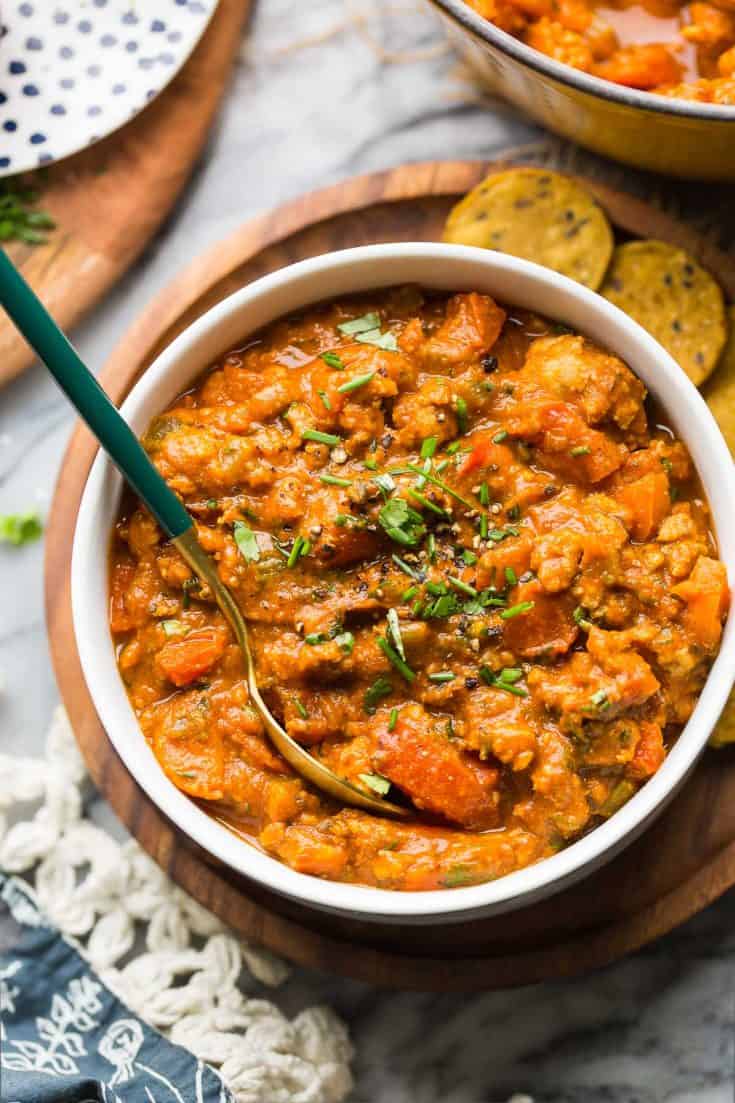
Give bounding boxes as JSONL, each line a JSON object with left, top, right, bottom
{"left": 0, "top": 0, "right": 251, "bottom": 389}
{"left": 45, "top": 160, "right": 735, "bottom": 992}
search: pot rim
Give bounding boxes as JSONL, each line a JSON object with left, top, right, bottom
{"left": 429, "top": 0, "right": 735, "bottom": 121}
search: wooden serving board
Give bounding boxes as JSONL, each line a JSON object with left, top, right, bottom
{"left": 0, "top": 0, "right": 252, "bottom": 389}
{"left": 45, "top": 161, "right": 735, "bottom": 992}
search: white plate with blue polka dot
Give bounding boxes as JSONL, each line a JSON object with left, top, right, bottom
{"left": 0, "top": 0, "right": 219, "bottom": 178}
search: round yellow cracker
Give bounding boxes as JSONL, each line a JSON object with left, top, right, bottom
{"left": 703, "top": 305, "right": 735, "bottom": 457}
{"left": 442, "top": 168, "right": 614, "bottom": 290}
{"left": 601, "top": 240, "right": 727, "bottom": 386}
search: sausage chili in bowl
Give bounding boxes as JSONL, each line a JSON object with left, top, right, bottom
{"left": 108, "top": 285, "right": 729, "bottom": 892}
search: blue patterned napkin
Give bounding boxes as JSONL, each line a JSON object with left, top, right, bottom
{"left": 0, "top": 873, "right": 232, "bottom": 1103}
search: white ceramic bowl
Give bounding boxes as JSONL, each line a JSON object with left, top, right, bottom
{"left": 72, "top": 243, "right": 735, "bottom": 925}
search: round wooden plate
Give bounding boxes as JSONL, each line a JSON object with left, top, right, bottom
{"left": 46, "top": 161, "right": 735, "bottom": 992}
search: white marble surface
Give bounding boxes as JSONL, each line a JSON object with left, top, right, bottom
{"left": 1, "top": 1, "right": 734, "bottom": 1099}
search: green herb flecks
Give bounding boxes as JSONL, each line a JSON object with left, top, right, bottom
{"left": 364, "top": 675, "right": 393, "bottom": 714}
{"left": 359, "top": 772, "right": 391, "bottom": 796}
{"left": 287, "top": 535, "right": 311, "bottom": 568}
{"left": 378, "top": 497, "right": 426, "bottom": 547}
{"left": 161, "top": 619, "right": 187, "bottom": 637}
{"left": 386, "top": 608, "right": 405, "bottom": 660}
{"left": 321, "top": 351, "right": 345, "bottom": 370}
{"left": 500, "top": 600, "right": 535, "bottom": 620}
{"left": 302, "top": 428, "right": 341, "bottom": 447}
{"left": 392, "top": 553, "right": 423, "bottom": 581}
{"left": 338, "top": 312, "right": 380, "bottom": 336}
{"left": 377, "top": 635, "right": 415, "bottom": 683}
{"left": 403, "top": 464, "right": 475, "bottom": 511}
{"left": 319, "top": 473, "right": 351, "bottom": 488}
{"left": 479, "top": 665, "right": 528, "bottom": 697}
{"left": 233, "top": 520, "right": 260, "bottom": 563}
{"left": 338, "top": 371, "right": 376, "bottom": 394}
{"left": 0, "top": 511, "right": 43, "bottom": 546}
{"left": 0, "top": 184, "right": 55, "bottom": 245}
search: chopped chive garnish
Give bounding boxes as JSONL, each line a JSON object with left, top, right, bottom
{"left": 304, "top": 632, "right": 326, "bottom": 645}
{"left": 233, "top": 520, "right": 261, "bottom": 563}
{"left": 294, "top": 698, "right": 309, "bottom": 719}
{"left": 479, "top": 482, "right": 489, "bottom": 507}
{"left": 287, "top": 535, "right": 309, "bottom": 568}
{"left": 421, "top": 436, "right": 438, "bottom": 460}
{"left": 500, "top": 600, "right": 535, "bottom": 620}
{"left": 364, "top": 675, "right": 393, "bottom": 714}
{"left": 392, "top": 553, "right": 422, "bottom": 581}
{"left": 404, "top": 464, "right": 474, "bottom": 510}
{"left": 573, "top": 606, "right": 593, "bottom": 630}
{"left": 335, "top": 513, "right": 349, "bottom": 526}
{"left": 492, "top": 430, "right": 508, "bottom": 444}
{"left": 338, "top": 312, "right": 379, "bottom": 335}
{"left": 487, "top": 526, "right": 519, "bottom": 542}
{"left": 428, "top": 670, "right": 455, "bottom": 683}
{"left": 321, "top": 351, "right": 345, "bottom": 369}
{"left": 456, "top": 396, "right": 468, "bottom": 434}
{"left": 363, "top": 457, "right": 378, "bottom": 471}
{"left": 463, "top": 549, "right": 478, "bottom": 566}
{"left": 480, "top": 514, "right": 489, "bottom": 540}
{"left": 407, "top": 488, "right": 448, "bottom": 517}
{"left": 387, "top": 608, "right": 406, "bottom": 660}
{"left": 446, "top": 442, "right": 461, "bottom": 455}
{"left": 319, "top": 473, "right": 351, "bottom": 487}
{"left": 589, "top": 689, "right": 610, "bottom": 710}
{"left": 427, "top": 532, "right": 437, "bottom": 563}
{"left": 318, "top": 389, "right": 332, "bottom": 410}
{"left": 449, "top": 576, "right": 478, "bottom": 597}
{"left": 377, "top": 636, "right": 415, "bottom": 682}
{"left": 207, "top": 498, "right": 218, "bottom": 509}
{"left": 479, "top": 665, "right": 528, "bottom": 697}
{"left": 435, "top": 459, "right": 449, "bottom": 474}
{"left": 415, "top": 456, "right": 432, "bottom": 490}
{"left": 303, "top": 428, "right": 341, "bottom": 447}
{"left": 570, "top": 445, "right": 591, "bottom": 457}
{"left": 505, "top": 566, "right": 517, "bottom": 586}
{"left": 402, "top": 585, "right": 419, "bottom": 602}
{"left": 388, "top": 707, "right": 399, "bottom": 731}
{"left": 412, "top": 599, "right": 424, "bottom": 617}
{"left": 338, "top": 370, "right": 376, "bottom": 394}
{"left": 359, "top": 772, "right": 391, "bottom": 796}
{"left": 426, "top": 580, "right": 449, "bottom": 596}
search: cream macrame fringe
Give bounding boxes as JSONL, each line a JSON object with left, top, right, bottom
{"left": 0, "top": 708, "right": 353, "bottom": 1103}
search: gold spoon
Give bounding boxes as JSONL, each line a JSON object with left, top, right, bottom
{"left": 175, "top": 529, "right": 408, "bottom": 816}
{"left": 0, "top": 248, "right": 408, "bottom": 819}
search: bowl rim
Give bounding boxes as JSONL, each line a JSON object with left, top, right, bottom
{"left": 72, "top": 241, "right": 735, "bottom": 922}
{"left": 427, "top": 0, "right": 735, "bottom": 121}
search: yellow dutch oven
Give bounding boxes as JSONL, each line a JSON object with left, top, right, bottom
{"left": 428, "top": 0, "right": 735, "bottom": 181}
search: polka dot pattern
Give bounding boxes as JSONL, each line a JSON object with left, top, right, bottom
{"left": 0, "top": 1, "right": 217, "bottom": 176}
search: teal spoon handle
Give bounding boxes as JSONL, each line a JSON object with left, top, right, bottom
{"left": 0, "top": 249, "right": 192, "bottom": 539}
